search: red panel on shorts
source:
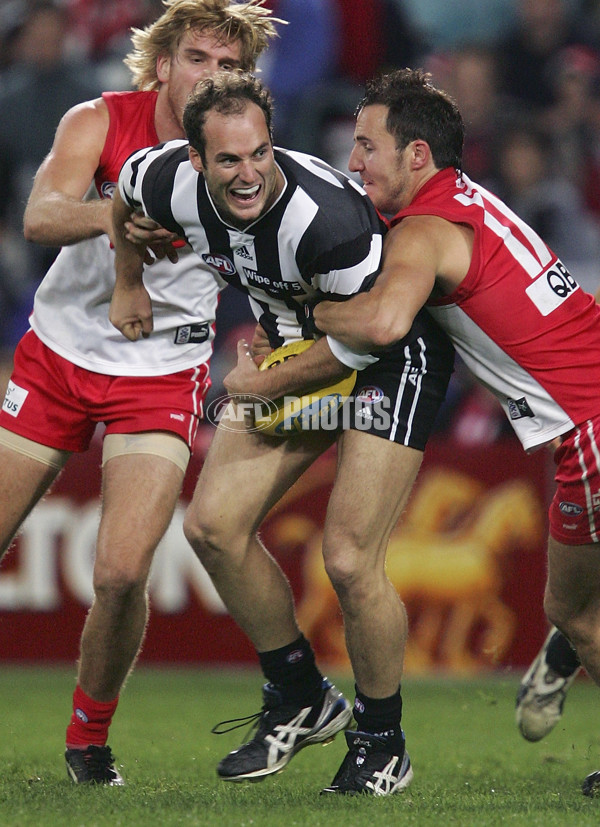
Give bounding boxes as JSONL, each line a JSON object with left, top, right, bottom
{"left": 0, "top": 331, "right": 210, "bottom": 451}
{"left": 549, "top": 414, "right": 600, "bottom": 544}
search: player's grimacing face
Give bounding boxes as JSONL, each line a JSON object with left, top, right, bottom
{"left": 158, "top": 29, "right": 243, "bottom": 128}
{"left": 193, "top": 103, "right": 282, "bottom": 230}
{"left": 349, "top": 104, "right": 411, "bottom": 214}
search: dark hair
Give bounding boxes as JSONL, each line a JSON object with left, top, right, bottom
{"left": 359, "top": 68, "right": 464, "bottom": 170}
{"left": 183, "top": 70, "right": 273, "bottom": 163}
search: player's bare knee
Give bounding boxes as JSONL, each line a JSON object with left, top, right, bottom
{"left": 323, "top": 547, "right": 369, "bottom": 602}
{"left": 183, "top": 505, "right": 230, "bottom": 564}
{"left": 184, "top": 510, "right": 255, "bottom": 580}
{"left": 92, "top": 560, "right": 149, "bottom": 604}
{"left": 322, "top": 523, "right": 371, "bottom": 581}
{"left": 323, "top": 518, "right": 360, "bottom": 547}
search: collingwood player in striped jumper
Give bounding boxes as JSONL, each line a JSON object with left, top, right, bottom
{"left": 110, "top": 71, "right": 454, "bottom": 796}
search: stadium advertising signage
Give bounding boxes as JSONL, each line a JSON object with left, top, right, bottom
{"left": 0, "top": 427, "right": 549, "bottom": 671}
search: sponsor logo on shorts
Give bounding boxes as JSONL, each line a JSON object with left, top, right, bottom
{"left": 407, "top": 366, "right": 424, "bottom": 386}
{"left": 2, "top": 381, "right": 29, "bottom": 418}
{"left": 170, "top": 413, "right": 185, "bottom": 422}
{"left": 559, "top": 501, "right": 584, "bottom": 516}
{"left": 202, "top": 253, "right": 235, "bottom": 275}
{"left": 356, "top": 385, "right": 385, "bottom": 404}
{"left": 507, "top": 397, "right": 535, "bottom": 420}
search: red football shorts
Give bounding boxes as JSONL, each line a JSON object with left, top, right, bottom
{"left": 549, "top": 412, "right": 600, "bottom": 545}
{"left": 0, "top": 330, "right": 210, "bottom": 452}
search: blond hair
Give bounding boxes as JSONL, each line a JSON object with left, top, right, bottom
{"left": 125, "top": 0, "right": 282, "bottom": 91}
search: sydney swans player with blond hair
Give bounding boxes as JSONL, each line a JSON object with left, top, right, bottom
{"left": 0, "top": 0, "right": 280, "bottom": 785}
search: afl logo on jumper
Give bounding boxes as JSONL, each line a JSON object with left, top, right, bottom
{"left": 202, "top": 253, "right": 235, "bottom": 275}
{"left": 101, "top": 181, "right": 116, "bottom": 199}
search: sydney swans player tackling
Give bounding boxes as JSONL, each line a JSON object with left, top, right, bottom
{"left": 313, "top": 68, "right": 600, "bottom": 796}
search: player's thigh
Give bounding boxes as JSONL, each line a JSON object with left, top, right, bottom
{"left": 324, "top": 429, "right": 423, "bottom": 562}
{"left": 189, "top": 402, "right": 333, "bottom": 536}
{"left": 97, "top": 448, "right": 186, "bottom": 577}
{"left": 546, "top": 535, "right": 600, "bottom": 618}
{"left": 0, "top": 431, "right": 68, "bottom": 552}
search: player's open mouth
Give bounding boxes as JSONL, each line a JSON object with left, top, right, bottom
{"left": 231, "top": 184, "right": 261, "bottom": 202}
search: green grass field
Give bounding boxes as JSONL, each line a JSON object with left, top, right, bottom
{"left": 1, "top": 665, "right": 600, "bottom": 826}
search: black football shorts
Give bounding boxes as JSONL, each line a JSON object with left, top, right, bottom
{"left": 344, "top": 308, "right": 455, "bottom": 451}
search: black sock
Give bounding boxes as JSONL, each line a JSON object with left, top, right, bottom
{"left": 545, "top": 630, "right": 581, "bottom": 677}
{"left": 353, "top": 684, "right": 404, "bottom": 752}
{"left": 257, "top": 635, "right": 323, "bottom": 705}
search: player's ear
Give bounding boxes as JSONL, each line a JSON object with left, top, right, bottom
{"left": 189, "top": 146, "right": 204, "bottom": 173}
{"left": 156, "top": 53, "right": 170, "bottom": 84}
{"left": 411, "top": 140, "right": 431, "bottom": 169}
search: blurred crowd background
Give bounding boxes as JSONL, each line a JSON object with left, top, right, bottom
{"left": 2, "top": 0, "right": 600, "bottom": 444}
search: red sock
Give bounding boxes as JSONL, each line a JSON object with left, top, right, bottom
{"left": 66, "top": 684, "right": 119, "bottom": 748}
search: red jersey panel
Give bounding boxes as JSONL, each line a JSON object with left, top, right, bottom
{"left": 95, "top": 90, "right": 159, "bottom": 199}
{"left": 390, "top": 169, "right": 600, "bottom": 451}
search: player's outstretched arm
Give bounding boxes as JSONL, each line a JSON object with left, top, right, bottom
{"left": 109, "top": 189, "right": 153, "bottom": 342}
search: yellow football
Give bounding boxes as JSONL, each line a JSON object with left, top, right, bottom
{"left": 254, "top": 340, "right": 356, "bottom": 437}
